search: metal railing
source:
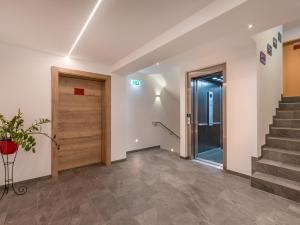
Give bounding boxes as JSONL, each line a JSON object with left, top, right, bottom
{"left": 152, "top": 122, "right": 180, "bottom": 139}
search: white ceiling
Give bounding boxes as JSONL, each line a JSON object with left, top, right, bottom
{"left": 114, "top": 0, "right": 300, "bottom": 75}
{"left": 1, "top": 0, "right": 300, "bottom": 73}
{"left": 0, "top": 0, "right": 97, "bottom": 56}
{"left": 131, "top": 0, "right": 300, "bottom": 100}
{"left": 72, "top": 0, "right": 213, "bottom": 64}
{"left": 0, "top": 0, "right": 212, "bottom": 64}
{"left": 284, "top": 19, "right": 300, "bottom": 32}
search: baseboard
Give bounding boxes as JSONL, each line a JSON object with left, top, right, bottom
{"left": 127, "top": 145, "right": 160, "bottom": 154}
{"left": 224, "top": 169, "right": 250, "bottom": 179}
{"left": 112, "top": 158, "right": 127, "bottom": 164}
{"left": 0, "top": 174, "right": 51, "bottom": 188}
{"left": 0, "top": 157, "right": 130, "bottom": 187}
{"left": 180, "top": 155, "right": 191, "bottom": 160}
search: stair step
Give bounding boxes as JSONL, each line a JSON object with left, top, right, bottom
{"left": 276, "top": 110, "right": 300, "bottom": 119}
{"left": 270, "top": 127, "right": 300, "bottom": 139}
{"left": 251, "top": 172, "right": 300, "bottom": 202}
{"left": 252, "top": 97, "right": 300, "bottom": 202}
{"left": 256, "top": 159, "right": 300, "bottom": 182}
{"left": 263, "top": 147, "right": 300, "bottom": 165}
{"left": 279, "top": 102, "right": 300, "bottom": 110}
{"left": 273, "top": 118, "right": 300, "bottom": 128}
{"left": 282, "top": 96, "right": 300, "bottom": 103}
{"left": 266, "top": 136, "right": 300, "bottom": 151}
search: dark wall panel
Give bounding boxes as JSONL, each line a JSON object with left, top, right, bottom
{"left": 196, "top": 79, "right": 222, "bottom": 154}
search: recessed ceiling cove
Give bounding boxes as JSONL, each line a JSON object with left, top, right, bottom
{"left": 0, "top": 0, "right": 97, "bottom": 57}
{"left": 70, "top": 0, "right": 212, "bottom": 64}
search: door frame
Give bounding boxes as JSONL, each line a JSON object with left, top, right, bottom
{"left": 51, "top": 67, "right": 111, "bottom": 177}
{"left": 186, "top": 63, "right": 227, "bottom": 169}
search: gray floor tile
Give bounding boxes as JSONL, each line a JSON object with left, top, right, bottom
{"left": 0, "top": 149, "right": 299, "bottom": 225}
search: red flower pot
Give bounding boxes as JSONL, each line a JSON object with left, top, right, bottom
{"left": 0, "top": 140, "right": 18, "bottom": 155}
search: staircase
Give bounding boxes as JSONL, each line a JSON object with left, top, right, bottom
{"left": 251, "top": 96, "right": 300, "bottom": 202}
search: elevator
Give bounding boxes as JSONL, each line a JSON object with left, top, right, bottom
{"left": 191, "top": 72, "right": 224, "bottom": 167}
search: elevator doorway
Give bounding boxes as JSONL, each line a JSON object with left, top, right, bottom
{"left": 187, "top": 64, "right": 226, "bottom": 169}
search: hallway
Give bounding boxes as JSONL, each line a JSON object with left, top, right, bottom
{"left": 1, "top": 149, "right": 299, "bottom": 225}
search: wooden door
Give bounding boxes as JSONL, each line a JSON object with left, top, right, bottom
{"left": 57, "top": 76, "right": 103, "bottom": 171}
{"left": 284, "top": 40, "right": 300, "bottom": 96}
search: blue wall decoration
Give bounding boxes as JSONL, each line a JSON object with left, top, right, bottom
{"left": 260, "top": 51, "right": 266, "bottom": 65}
{"left": 273, "top": 37, "right": 277, "bottom": 49}
{"left": 278, "top": 32, "right": 282, "bottom": 43}
{"left": 267, "top": 43, "right": 272, "bottom": 56}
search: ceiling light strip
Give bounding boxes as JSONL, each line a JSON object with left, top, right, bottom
{"left": 67, "top": 0, "right": 103, "bottom": 58}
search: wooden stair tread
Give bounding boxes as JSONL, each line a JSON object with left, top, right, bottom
{"left": 252, "top": 172, "right": 300, "bottom": 191}
{"left": 257, "top": 159, "right": 300, "bottom": 172}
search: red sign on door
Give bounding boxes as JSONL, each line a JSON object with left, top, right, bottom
{"left": 294, "top": 43, "right": 300, "bottom": 50}
{"left": 74, "top": 88, "right": 84, "bottom": 95}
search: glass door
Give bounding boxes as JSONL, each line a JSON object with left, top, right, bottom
{"left": 191, "top": 73, "right": 223, "bottom": 166}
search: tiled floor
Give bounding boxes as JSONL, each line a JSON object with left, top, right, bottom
{"left": 0, "top": 149, "right": 299, "bottom": 225}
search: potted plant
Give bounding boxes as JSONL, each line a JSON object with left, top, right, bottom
{"left": 0, "top": 109, "right": 59, "bottom": 155}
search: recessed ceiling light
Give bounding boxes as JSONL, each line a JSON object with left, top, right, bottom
{"left": 67, "top": 0, "right": 103, "bottom": 58}
{"left": 135, "top": 139, "right": 139, "bottom": 143}
{"left": 248, "top": 24, "right": 253, "bottom": 29}
{"left": 156, "top": 62, "right": 160, "bottom": 66}
{"left": 64, "top": 56, "right": 71, "bottom": 62}
{"left": 171, "top": 148, "right": 174, "bottom": 152}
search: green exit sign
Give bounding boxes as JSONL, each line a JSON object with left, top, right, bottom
{"left": 131, "top": 79, "right": 141, "bottom": 86}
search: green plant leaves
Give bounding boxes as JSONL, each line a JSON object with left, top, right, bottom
{"left": 0, "top": 109, "right": 59, "bottom": 153}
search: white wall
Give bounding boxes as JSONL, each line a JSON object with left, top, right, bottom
{"left": 167, "top": 27, "right": 283, "bottom": 175}
{"left": 0, "top": 43, "right": 127, "bottom": 184}
{"left": 126, "top": 72, "right": 180, "bottom": 153}
{"left": 284, "top": 25, "right": 300, "bottom": 42}
{"left": 0, "top": 27, "right": 284, "bottom": 183}
{"left": 165, "top": 33, "right": 258, "bottom": 175}
{"left": 254, "top": 26, "right": 283, "bottom": 155}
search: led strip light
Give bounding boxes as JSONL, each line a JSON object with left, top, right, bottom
{"left": 66, "top": 0, "right": 103, "bottom": 58}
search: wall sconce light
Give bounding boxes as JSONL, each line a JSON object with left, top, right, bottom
{"left": 155, "top": 91, "right": 161, "bottom": 97}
